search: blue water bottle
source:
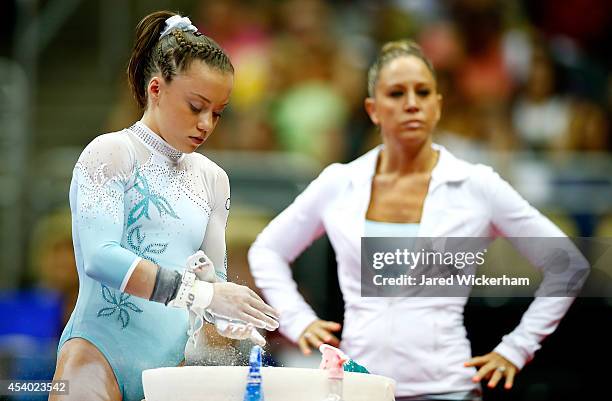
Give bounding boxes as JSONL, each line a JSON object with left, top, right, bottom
{"left": 243, "top": 345, "right": 264, "bottom": 401}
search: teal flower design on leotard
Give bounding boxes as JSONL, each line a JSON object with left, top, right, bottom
{"left": 97, "top": 169, "right": 178, "bottom": 328}
{"left": 97, "top": 285, "right": 143, "bottom": 329}
{"left": 127, "top": 170, "right": 179, "bottom": 227}
{"left": 127, "top": 225, "right": 168, "bottom": 264}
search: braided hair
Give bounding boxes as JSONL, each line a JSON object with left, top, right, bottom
{"left": 127, "top": 11, "right": 234, "bottom": 110}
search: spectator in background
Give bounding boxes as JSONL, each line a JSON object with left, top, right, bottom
{"left": 267, "top": 0, "right": 353, "bottom": 165}
{"left": 565, "top": 99, "right": 609, "bottom": 152}
{"left": 512, "top": 40, "right": 609, "bottom": 154}
{"left": 28, "top": 209, "right": 78, "bottom": 327}
{"left": 512, "top": 42, "right": 573, "bottom": 152}
{"left": 451, "top": 0, "right": 515, "bottom": 106}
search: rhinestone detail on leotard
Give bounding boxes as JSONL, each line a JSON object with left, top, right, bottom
{"left": 128, "top": 121, "right": 184, "bottom": 162}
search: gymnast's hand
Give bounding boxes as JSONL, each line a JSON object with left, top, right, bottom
{"left": 298, "top": 319, "right": 342, "bottom": 355}
{"left": 464, "top": 351, "right": 518, "bottom": 390}
{"left": 209, "top": 282, "right": 280, "bottom": 331}
{"left": 213, "top": 318, "right": 267, "bottom": 347}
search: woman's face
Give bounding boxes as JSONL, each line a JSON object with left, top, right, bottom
{"left": 147, "top": 61, "right": 233, "bottom": 153}
{"left": 365, "top": 55, "right": 441, "bottom": 147}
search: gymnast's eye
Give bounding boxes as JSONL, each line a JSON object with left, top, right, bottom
{"left": 189, "top": 103, "right": 202, "bottom": 113}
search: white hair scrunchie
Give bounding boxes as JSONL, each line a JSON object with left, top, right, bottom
{"left": 159, "top": 15, "right": 198, "bottom": 39}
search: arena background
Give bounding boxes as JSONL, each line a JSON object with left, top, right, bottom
{"left": 0, "top": 0, "right": 611, "bottom": 400}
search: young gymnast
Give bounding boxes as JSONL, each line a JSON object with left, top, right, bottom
{"left": 50, "top": 11, "right": 279, "bottom": 401}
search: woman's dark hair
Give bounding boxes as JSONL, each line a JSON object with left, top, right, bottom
{"left": 367, "top": 39, "right": 436, "bottom": 97}
{"left": 127, "top": 10, "right": 234, "bottom": 110}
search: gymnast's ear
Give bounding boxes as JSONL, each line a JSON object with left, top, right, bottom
{"left": 147, "top": 76, "right": 164, "bottom": 104}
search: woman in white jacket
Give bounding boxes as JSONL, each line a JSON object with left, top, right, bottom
{"left": 248, "top": 40, "right": 583, "bottom": 401}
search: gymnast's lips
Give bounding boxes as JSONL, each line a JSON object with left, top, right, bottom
{"left": 189, "top": 136, "right": 204, "bottom": 145}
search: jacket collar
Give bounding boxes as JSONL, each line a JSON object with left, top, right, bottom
{"left": 349, "top": 143, "right": 472, "bottom": 187}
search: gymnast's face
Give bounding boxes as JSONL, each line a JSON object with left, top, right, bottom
{"left": 145, "top": 61, "right": 233, "bottom": 153}
{"left": 365, "top": 55, "right": 441, "bottom": 148}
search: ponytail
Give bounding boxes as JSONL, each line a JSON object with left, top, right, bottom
{"left": 127, "top": 11, "right": 176, "bottom": 110}
{"left": 127, "top": 10, "right": 233, "bottom": 111}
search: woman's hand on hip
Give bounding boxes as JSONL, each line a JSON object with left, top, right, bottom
{"left": 465, "top": 351, "right": 518, "bottom": 390}
{"left": 298, "top": 319, "right": 341, "bottom": 355}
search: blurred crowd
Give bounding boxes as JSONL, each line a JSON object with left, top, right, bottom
{"left": 106, "top": 0, "right": 611, "bottom": 165}
{"left": 1, "top": 0, "right": 611, "bottom": 396}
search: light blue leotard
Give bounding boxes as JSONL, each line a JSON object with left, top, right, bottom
{"left": 59, "top": 121, "right": 230, "bottom": 401}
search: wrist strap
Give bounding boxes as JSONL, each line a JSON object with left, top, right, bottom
{"left": 170, "top": 273, "right": 214, "bottom": 310}
{"left": 150, "top": 266, "right": 182, "bottom": 305}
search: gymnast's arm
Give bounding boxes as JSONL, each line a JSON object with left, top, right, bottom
{"left": 200, "top": 168, "right": 231, "bottom": 283}
{"left": 71, "top": 135, "right": 157, "bottom": 299}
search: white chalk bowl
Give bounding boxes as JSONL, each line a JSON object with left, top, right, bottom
{"left": 143, "top": 366, "right": 396, "bottom": 401}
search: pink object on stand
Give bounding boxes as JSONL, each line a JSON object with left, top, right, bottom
{"left": 319, "top": 344, "right": 349, "bottom": 401}
{"left": 319, "top": 344, "right": 348, "bottom": 378}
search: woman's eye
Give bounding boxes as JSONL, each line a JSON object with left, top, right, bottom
{"left": 213, "top": 111, "right": 223, "bottom": 119}
{"left": 389, "top": 91, "right": 404, "bottom": 97}
{"left": 417, "top": 89, "right": 431, "bottom": 96}
{"left": 189, "top": 104, "right": 202, "bottom": 113}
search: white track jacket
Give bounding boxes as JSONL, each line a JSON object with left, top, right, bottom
{"left": 248, "top": 144, "right": 585, "bottom": 397}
